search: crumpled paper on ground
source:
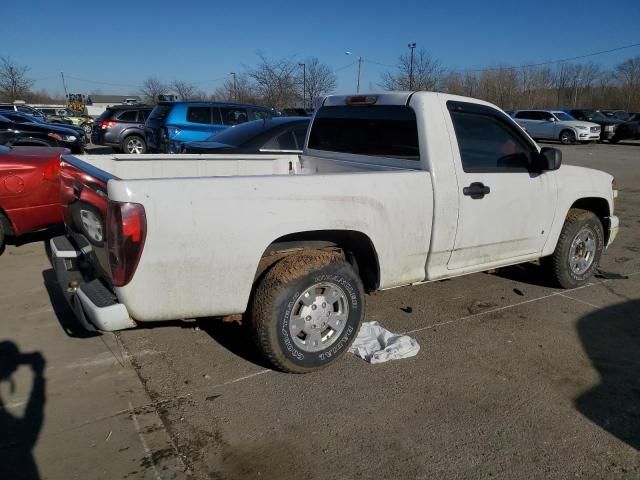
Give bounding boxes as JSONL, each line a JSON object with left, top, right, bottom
{"left": 348, "top": 321, "right": 420, "bottom": 364}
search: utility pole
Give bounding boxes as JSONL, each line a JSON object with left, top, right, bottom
{"left": 299, "top": 63, "right": 306, "bottom": 109}
{"left": 573, "top": 77, "right": 581, "bottom": 107}
{"left": 60, "top": 71, "right": 69, "bottom": 99}
{"left": 346, "top": 52, "right": 363, "bottom": 93}
{"left": 408, "top": 43, "right": 416, "bottom": 90}
{"left": 230, "top": 72, "right": 237, "bottom": 101}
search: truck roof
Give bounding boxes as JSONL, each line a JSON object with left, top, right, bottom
{"left": 322, "top": 91, "right": 498, "bottom": 110}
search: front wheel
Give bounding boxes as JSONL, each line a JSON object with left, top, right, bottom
{"left": 559, "top": 129, "right": 576, "bottom": 145}
{"left": 542, "top": 208, "right": 604, "bottom": 289}
{"left": 251, "top": 250, "right": 365, "bottom": 373}
{"left": 81, "top": 123, "right": 92, "bottom": 135}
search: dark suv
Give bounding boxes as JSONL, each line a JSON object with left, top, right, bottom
{"left": 92, "top": 105, "right": 152, "bottom": 153}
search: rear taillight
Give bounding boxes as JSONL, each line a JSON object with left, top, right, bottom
{"left": 101, "top": 120, "right": 117, "bottom": 129}
{"left": 106, "top": 200, "right": 147, "bottom": 287}
{"left": 43, "top": 159, "right": 60, "bottom": 180}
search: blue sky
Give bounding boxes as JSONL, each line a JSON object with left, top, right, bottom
{"left": 2, "top": 0, "right": 639, "bottom": 97}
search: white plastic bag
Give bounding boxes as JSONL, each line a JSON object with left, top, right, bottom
{"left": 349, "top": 321, "right": 420, "bottom": 364}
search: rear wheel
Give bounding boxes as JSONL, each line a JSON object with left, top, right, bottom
{"left": 81, "top": 123, "right": 92, "bottom": 135}
{"left": 122, "top": 135, "right": 146, "bottom": 154}
{"left": 559, "top": 129, "right": 576, "bottom": 145}
{"left": 251, "top": 250, "right": 365, "bottom": 373}
{"left": 542, "top": 208, "right": 604, "bottom": 289}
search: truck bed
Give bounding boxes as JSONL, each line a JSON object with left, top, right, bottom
{"left": 66, "top": 153, "right": 419, "bottom": 181}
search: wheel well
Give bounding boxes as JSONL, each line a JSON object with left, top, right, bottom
{"left": 570, "top": 197, "right": 611, "bottom": 243}
{"left": 0, "top": 208, "right": 14, "bottom": 235}
{"left": 257, "top": 230, "right": 380, "bottom": 292}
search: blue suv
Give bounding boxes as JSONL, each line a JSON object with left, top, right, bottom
{"left": 145, "top": 101, "right": 279, "bottom": 153}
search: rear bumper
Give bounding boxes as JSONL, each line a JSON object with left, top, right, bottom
{"left": 607, "top": 215, "right": 619, "bottom": 247}
{"left": 50, "top": 235, "right": 136, "bottom": 332}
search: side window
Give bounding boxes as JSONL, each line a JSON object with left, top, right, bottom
{"left": 220, "top": 107, "right": 248, "bottom": 126}
{"left": 17, "top": 106, "right": 32, "bottom": 114}
{"left": 515, "top": 111, "right": 535, "bottom": 120}
{"left": 293, "top": 126, "right": 307, "bottom": 150}
{"left": 117, "top": 110, "right": 138, "bottom": 122}
{"left": 449, "top": 110, "right": 532, "bottom": 173}
{"left": 263, "top": 131, "right": 297, "bottom": 150}
{"left": 140, "top": 110, "right": 150, "bottom": 121}
{"left": 187, "top": 106, "right": 211, "bottom": 124}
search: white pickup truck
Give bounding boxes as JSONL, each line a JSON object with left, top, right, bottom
{"left": 51, "top": 92, "right": 619, "bottom": 373}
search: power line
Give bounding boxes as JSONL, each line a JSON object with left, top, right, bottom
{"left": 459, "top": 41, "right": 640, "bottom": 73}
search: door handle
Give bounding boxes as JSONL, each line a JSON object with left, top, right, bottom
{"left": 463, "top": 182, "right": 490, "bottom": 199}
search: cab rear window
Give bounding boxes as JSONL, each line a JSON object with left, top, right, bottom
{"left": 308, "top": 105, "right": 419, "bottom": 160}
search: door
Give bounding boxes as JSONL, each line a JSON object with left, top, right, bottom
{"left": 538, "top": 111, "right": 558, "bottom": 139}
{"left": 446, "top": 101, "right": 556, "bottom": 271}
{"left": 513, "top": 111, "right": 541, "bottom": 138}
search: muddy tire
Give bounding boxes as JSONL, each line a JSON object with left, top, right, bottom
{"left": 251, "top": 250, "right": 365, "bottom": 373}
{"left": 542, "top": 208, "right": 604, "bottom": 289}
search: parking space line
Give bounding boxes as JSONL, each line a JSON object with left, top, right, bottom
{"left": 555, "top": 293, "right": 602, "bottom": 309}
{"left": 129, "top": 401, "right": 162, "bottom": 480}
{"left": 401, "top": 271, "right": 640, "bottom": 337}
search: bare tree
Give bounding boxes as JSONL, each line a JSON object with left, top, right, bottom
{"left": 303, "top": 57, "right": 337, "bottom": 109}
{"left": 380, "top": 49, "right": 444, "bottom": 91}
{"left": 170, "top": 80, "right": 197, "bottom": 100}
{"left": 212, "top": 74, "right": 259, "bottom": 104}
{"left": 615, "top": 56, "right": 640, "bottom": 110}
{"left": 247, "top": 53, "right": 300, "bottom": 108}
{"left": 0, "top": 56, "right": 34, "bottom": 101}
{"left": 140, "top": 76, "right": 167, "bottom": 103}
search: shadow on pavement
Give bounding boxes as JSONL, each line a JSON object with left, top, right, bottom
{"left": 575, "top": 299, "right": 640, "bottom": 450}
{"left": 0, "top": 341, "right": 46, "bottom": 480}
{"left": 197, "top": 317, "right": 273, "bottom": 370}
{"left": 41, "top": 269, "right": 98, "bottom": 338}
{"left": 0, "top": 226, "right": 63, "bottom": 257}
{"left": 491, "top": 262, "right": 553, "bottom": 288}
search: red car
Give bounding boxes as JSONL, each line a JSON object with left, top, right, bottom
{"left": 0, "top": 146, "right": 68, "bottom": 251}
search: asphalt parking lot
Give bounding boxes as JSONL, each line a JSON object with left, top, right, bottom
{"left": 1, "top": 141, "right": 639, "bottom": 480}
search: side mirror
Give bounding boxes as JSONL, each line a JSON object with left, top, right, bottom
{"left": 536, "top": 147, "right": 562, "bottom": 171}
{"left": 547, "top": 117, "right": 556, "bottom": 122}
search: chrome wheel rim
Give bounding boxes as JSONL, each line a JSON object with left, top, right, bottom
{"left": 289, "top": 282, "right": 349, "bottom": 353}
{"left": 83, "top": 124, "right": 92, "bottom": 134}
{"left": 569, "top": 227, "right": 596, "bottom": 275}
{"left": 127, "top": 138, "right": 144, "bottom": 154}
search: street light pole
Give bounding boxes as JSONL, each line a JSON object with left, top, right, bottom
{"left": 408, "top": 43, "right": 416, "bottom": 90}
{"left": 299, "top": 63, "right": 306, "bottom": 109}
{"left": 230, "top": 72, "right": 237, "bottom": 101}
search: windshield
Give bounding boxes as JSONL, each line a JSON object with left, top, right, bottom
{"left": 553, "top": 112, "right": 574, "bottom": 121}
{"left": 582, "top": 110, "right": 608, "bottom": 121}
